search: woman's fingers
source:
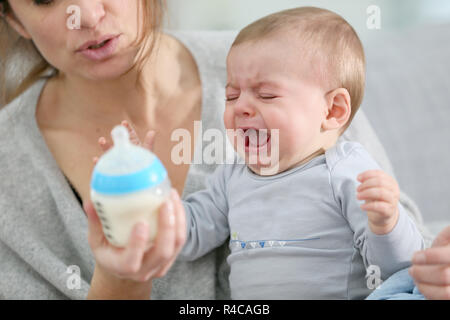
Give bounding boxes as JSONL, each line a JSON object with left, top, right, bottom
{"left": 432, "top": 225, "right": 450, "bottom": 248}
{"left": 152, "top": 199, "right": 176, "bottom": 260}
{"left": 410, "top": 241, "right": 450, "bottom": 299}
{"left": 409, "top": 264, "right": 450, "bottom": 286}
{"left": 414, "top": 282, "right": 450, "bottom": 300}
{"left": 153, "top": 190, "right": 187, "bottom": 278}
{"left": 141, "top": 199, "right": 176, "bottom": 277}
{"left": 120, "top": 222, "right": 150, "bottom": 276}
{"left": 412, "top": 246, "right": 450, "bottom": 265}
{"left": 171, "top": 189, "right": 187, "bottom": 251}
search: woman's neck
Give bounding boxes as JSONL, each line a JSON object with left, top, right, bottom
{"left": 51, "top": 34, "right": 185, "bottom": 134}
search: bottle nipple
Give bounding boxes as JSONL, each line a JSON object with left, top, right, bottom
{"left": 111, "top": 125, "right": 131, "bottom": 148}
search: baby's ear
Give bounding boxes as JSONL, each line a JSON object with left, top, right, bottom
{"left": 4, "top": 11, "right": 32, "bottom": 40}
{"left": 321, "top": 88, "right": 351, "bottom": 132}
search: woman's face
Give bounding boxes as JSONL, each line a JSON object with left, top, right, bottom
{"left": 7, "top": 0, "right": 143, "bottom": 80}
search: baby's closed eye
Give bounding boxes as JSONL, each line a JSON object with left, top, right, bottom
{"left": 258, "top": 94, "right": 278, "bottom": 100}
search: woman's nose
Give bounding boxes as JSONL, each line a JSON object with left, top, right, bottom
{"left": 77, "top": 0, "right": 106, "bottom": 30}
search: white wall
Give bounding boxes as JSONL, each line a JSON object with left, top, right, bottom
{"left": 165, "top": 0, "right": 450, "bottom": 42}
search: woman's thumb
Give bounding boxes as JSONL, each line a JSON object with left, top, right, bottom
{"left": 432, "top": 225, "right": 450, "bottom": 248}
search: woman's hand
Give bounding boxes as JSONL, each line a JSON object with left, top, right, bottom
{"left": 87, "top": 120, "right": 186, "bottom": 298}
{"left": 357, "top": 170, "right": 400, "bottom": 235}
{"left": 84, "top": 188, "right": 186, "bottom": 284}
{"left": 409, "top": 225, "right": 450, "bottom": 300}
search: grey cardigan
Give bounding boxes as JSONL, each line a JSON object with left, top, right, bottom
{"left": 0, "top": 31, "right": 433, "bottom": 300}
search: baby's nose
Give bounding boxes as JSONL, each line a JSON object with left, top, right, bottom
{"left": 234, "top": 96, "right": 256, "bottom": 118}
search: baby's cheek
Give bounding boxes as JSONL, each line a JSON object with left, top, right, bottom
{"left": 281, "top": 130, "right": 308, "bottom": 155}
{"left": 223, "top": 108, "right": 235, "bottom": 130}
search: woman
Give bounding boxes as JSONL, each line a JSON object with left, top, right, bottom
{"left": 410, "top": 226, "right": 450, "bottom": 300}
{"left": 0, "top": 0, "right": 435, "bottom": 299}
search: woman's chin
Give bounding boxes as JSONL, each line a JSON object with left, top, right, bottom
{"left": 85, "top": 64, "right": 133, "bottom": 81}
{"left": 75, "top": 55, "right": 137, "bottom": 81}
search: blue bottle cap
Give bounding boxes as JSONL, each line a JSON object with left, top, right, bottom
{"left": 90, "top": 125, "right": 168, "bottom": 195}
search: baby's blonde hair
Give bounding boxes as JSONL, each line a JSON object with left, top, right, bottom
{"left": 232, "top": 7, "right": 366, "bottom": 129}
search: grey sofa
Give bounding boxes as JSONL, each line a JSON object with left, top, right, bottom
{"left": 362, "top": 23, "right": 450, "bottom": 237}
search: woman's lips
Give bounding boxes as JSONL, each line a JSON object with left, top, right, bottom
{"left": 76, "top": 34, "right": 121, "bottom": 61}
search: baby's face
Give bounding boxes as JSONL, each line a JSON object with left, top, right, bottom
{"left": 224, "top": 38, "right": 329, "bottom": 174}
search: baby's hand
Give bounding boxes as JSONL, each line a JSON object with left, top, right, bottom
{"left": 356, "top": 170, "right": 400, "bottom": 235}
{"left": 93, "top": 120, "right": 156, "bottom": 165}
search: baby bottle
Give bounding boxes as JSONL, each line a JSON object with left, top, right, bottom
{"left": 90, "top": 125, "right": 171, "bottom": 248}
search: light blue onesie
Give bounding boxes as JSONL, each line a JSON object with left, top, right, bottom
{"left": 179, "top": 140, "right": 425, "bottom": 299}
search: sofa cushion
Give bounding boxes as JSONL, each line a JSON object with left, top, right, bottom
{"left": 362, "top": 24, "right": 450, "bottom": 228}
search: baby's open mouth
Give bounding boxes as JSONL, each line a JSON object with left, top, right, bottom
{"left": 242, "top": 128, "right": 271, "bottom": 149}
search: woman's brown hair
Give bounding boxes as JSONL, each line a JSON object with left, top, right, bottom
{"left": 0, "top": 0, "right": 165, "bottom": 108}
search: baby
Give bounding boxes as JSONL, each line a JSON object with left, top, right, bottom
{"left": 176, "top": 7, "right": 425, "bottom": 299}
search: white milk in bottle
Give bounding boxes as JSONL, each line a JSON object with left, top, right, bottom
{"left": 90, "top": 125, "right": 171, "bottom": 248}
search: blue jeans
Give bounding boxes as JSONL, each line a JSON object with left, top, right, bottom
{"left": 366, "top": 268, "right": 425, "bottom": 300}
